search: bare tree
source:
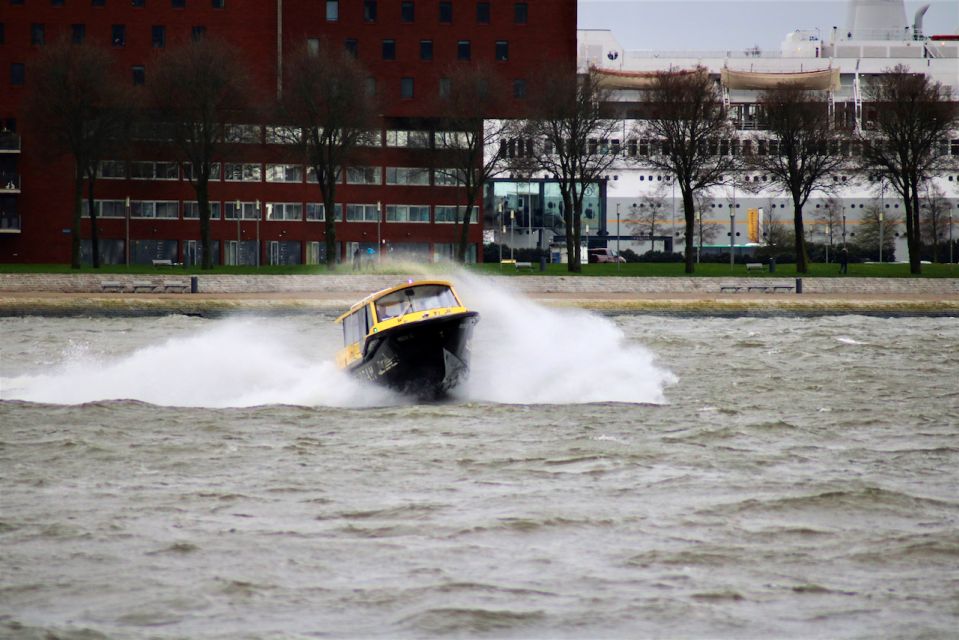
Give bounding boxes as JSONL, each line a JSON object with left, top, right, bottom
{"left": 433, "top": 65, "right": 514, "bottom": 263}
{"left": 813, "top": 197, "right": 843, "bottom": 262}
{"left": 628, "top": 193, "right": 667, "bottom": 245}
{"left": 279, "top": 41, "right": 379, "bottom": 268}
{"left": 150, "top": 37, "right": 253, "bottom": 269}
{"left": 638, "top": 67, "right": 737, "bottom": 273}
{"left": 858, "top": 65, "right": 958, "bottom": 274}
{"left": 920, "top": 182, "right": 950, "bottom": 262}
{"left": 857, "top": 201, "right": 900, "bottom": 261}
{"left": 518, "top": 67, "right": 621, "bottom": 272}
{"left": 23, "top": 39, "right": 133, "bottom": 268}
{"left": 747, "top": 85, "right": 849, "bottom": 273}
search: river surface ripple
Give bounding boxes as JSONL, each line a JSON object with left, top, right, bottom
{"left": 1, "top": 312, "right": 958, "bottom": 639}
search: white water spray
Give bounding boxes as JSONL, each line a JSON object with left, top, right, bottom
{"left": 2, "top": 271, "right": 674, "bottom": 407}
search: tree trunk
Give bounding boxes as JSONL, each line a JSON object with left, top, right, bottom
{"left": 197, "top": 176, "right": 213, "bottom": 269}
{"left": 682, "top": 189, "right": 696, "bottom": 274}
{"left": 87, "top": 175, "right": 100, "bottom": 269}
{"left": 324, "top": 192, "right": 337, "bottom": 269}
{"left": 457, "top": 203, "right": 474, "bottom": 264}
{"left": 904, "top": 181, "right": 922, "bottom": 274}
{"left": 562, "top": 192, "right": 580, "bottom": 273}
{"left": 71, "top": 175, "right": 83, "bottom": 269}
{"left": 793, "top": 197, "right": 808, "bottom": 274}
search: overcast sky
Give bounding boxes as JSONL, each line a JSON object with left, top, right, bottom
{"left": 578, "top": 1, "right": 959, "bottom": 51}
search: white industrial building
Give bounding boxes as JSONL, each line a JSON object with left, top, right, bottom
{"left": 492, "top": 0, "right": 959, "bottom": 263}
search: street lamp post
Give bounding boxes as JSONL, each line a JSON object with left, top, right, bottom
{"left": 125, "top": 196, "right": 131, "bottom": 267}
{"left": 696, "top": 210, "right": 702, "bottom": 263}
{"left": 729, "top": 204, "right": 735, "bottom": 269}
{"left": 616, "top": 203, "right": 621, "bottom": 272}
{"left": 256, "top": 200, "right": 261, "bottom": 267}
{"left": 879, "top": 209, "right": 884, "bottom": 264}
{"left": 510, "top": 209, "right": 515, "bottom": 260}
{"left": 949, "top": 211, "right": 954, "bottom": 264}
{"left": 376, "top": 200, "right": 381, "bottom": 264}
{"left": 235, "top": 199, "right": 241, "bottom": 266}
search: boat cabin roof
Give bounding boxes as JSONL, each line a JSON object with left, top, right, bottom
{"left": 334, "top": 279, "right": 457, "bottom": 324}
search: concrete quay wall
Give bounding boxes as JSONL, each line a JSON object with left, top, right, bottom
{"left": 0, "top": 273, "right": 957, "bottom": 296}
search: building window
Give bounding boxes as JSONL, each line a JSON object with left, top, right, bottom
{"left": 266, "top": 164, "right": 304, "bottom": 183}
{"left": 182, "top": 162, "right": 221, "bottom": 180}
{"left": 386, "top": 167, "right": 429, "bottom": 185}
{"left": 306, "top": 203, "right": 342, "bottom": 222}
{"left": 514, "top": 2, "right": 528, "bottom": 24}
{"left": 31, "top": 24, "right": 45, "bottom": 46}
{"left": 130, "top": 161, "right": 178, "bottom": 180}
{"left": 400, "top": 77, "right": 414, "bottom": 99}
{"left": 152, "top": 25, "right": 165, "bottom": 48}
{"left": 112, "top": 25, "right": 125, "bottom": 47}
{"left": 0, "top": 24, "right": 4, "bottom": 45}
{"left": 212, "top": 0, "right": 225, "bottom": 8}
{"left": 457, "top": 40, "right": 470, "bottom": 60}
{"left": 382, "top": 39, "right": 395, "bottom": 60}
{"left": 386, "top": 130, "right": 430, "bottom": 147}
{"left": 132, "top": 65, "right": 145, "bottom": 85}
{"left": 132, "top": 201, "right": 179, "bottom": 219}
{"left": 97, "top": 160, "right": 127, "bottom": 179}
{"left": 132, "top": 0, "right": 145, "bottom": 7}
{"left": 171, "top": 0, "right": 184, "bottom": 7}
{"left": 363, "top": 0, "right": 377, "bottom": 22}
{"left": 420, "top": 40, "right": 433, "bottom": 60}
{"left": 52, "top": 0, "right": 65, "bottom": 6}
{"left": 476, "top": 2, "right": 490, "bottom": 24}
{"left": 439, "top": 1, "right": 452, "bottom": 23}
{"left": 496, "top": 40, "right": 508, "bottom": 61}
{"left": 326, "top": 0, "right": 338, "bottom": 21}
{"left": 225, "top": 124, "right": 261, "bottom": 143}
{"left": 224, "top": 163, "right": 262, "bottom": 182}
{"left": 434, "top": 168, "right": 465, "bottom": 186}
{"left": 386, "top": 205, "right": 430, "bottom": 223}
{"left": 266, "top": 203, "right": 302, "bottom": 221}
{"left": 192, "top": 26, "right": 206, "bottom": 40}
{"left": 11, "top": 63, "right": 25, "bottom": 86}
{"left": 224, "top": 201, "right": 259, "bottom": 220}
{"left": 435, "top": 206, "right": 475, "bottom": 224}
{"left": 513, "top": 79, "right": 526, "bottom": 98}
{"left": 184, "top": 202, "right": 222, "bottom": 220}
{"left": 345, "top": 38, "right": 358, "bottom": 58}
{"left": 71, "top": 24, "right": 86, "bottom": 44}
{"left": 401, "top": 1, "right": 414, "bottom": 22}
{"left": 346, "top": 166, "right": 381, "bottom": 185}
{"left": 346, "top": 204, "right": 380, "bottom": 222}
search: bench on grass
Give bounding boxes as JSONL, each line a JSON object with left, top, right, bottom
{"left": 746, "top": 262, "right": 765, "bottom": 272}
{"left": 152, "top": 259, "right": 177, "bottom": 267}
{"left": 515, "top": 261, "right": 532, "bottom": 270}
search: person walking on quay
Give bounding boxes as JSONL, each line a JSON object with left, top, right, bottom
{"left": 839, "top": 246, "right": 849, "bottom": 275}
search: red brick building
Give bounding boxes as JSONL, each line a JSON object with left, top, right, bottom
{"left": 0, "top": 0, "right": 576, "bottom": 265}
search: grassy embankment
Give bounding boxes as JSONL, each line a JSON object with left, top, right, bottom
{"left": 1, "top": 262, "right": 957, "bottom": 277}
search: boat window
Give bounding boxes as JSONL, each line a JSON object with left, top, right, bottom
{"left": 375, "top": 285, "right": 457, "bottom": 319}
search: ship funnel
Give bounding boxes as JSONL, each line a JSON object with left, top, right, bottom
{"left": 913, "top": 4, "right": 930, "bottom": 39}
{"left": 845, "top": 0, "right": 908, "bottom": 40}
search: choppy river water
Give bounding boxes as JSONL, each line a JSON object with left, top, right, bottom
{"left": 1, "top": 278, "right": 958, "bottom": 639}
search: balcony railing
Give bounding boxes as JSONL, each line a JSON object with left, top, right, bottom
{"left": 0, "top": 132, "right": 21, "bottom": 153}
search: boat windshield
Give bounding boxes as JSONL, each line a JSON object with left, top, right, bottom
{"left": 375, "top": 285, "right": 458, "bottom": 320}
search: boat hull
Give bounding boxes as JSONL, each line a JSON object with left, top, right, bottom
{"left": 347, "top": 311, "right": 479, "bottom": 400}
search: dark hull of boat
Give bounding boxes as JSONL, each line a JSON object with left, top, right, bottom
{"left": 348, "top": 311, "right": 479, "bottom": 400}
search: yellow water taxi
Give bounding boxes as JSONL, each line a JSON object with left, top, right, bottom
{"left": 335, "top": 280, "right": 479, "bottom": 399}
